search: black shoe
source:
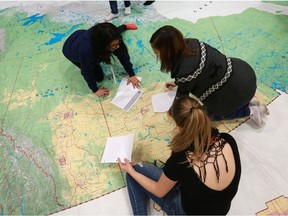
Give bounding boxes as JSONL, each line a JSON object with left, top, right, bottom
{"left": 94, "top": 64, "right": 104, "bottom": 82}
{"left": 143, "top": 1, "right": 155, "bottom": 6}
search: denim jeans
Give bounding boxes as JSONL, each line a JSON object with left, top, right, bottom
{"left": 109, "top": 1, "right": 131, "bottom": 14}
{"left": 210, "top": 103, "right": 250, "bottom": 121}
{"left": 126, "top": 162, "right": 186, "bottom": 215}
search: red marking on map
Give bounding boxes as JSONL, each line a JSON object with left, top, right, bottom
{"left": 64, "top": 112, "right": 71, "bottom": 119}
{"left": 59, "top": 156, "right": 66, "bottom": 165}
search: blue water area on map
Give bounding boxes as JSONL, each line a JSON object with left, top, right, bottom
{"left": 44, "top": 24, "right": 81, "bottom": 46}
{"left": 18, "top": 13, "right": 46, "bottom": 26}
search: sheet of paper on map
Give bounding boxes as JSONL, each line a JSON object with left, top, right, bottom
{"left": 152, "top": 88, "right": 177, "bottom": 112}
{"left": 101, "top": 133, "right": 135, "bottom": 163}
{"left": 111, "top": 77, "right": 143, "bottom": 112}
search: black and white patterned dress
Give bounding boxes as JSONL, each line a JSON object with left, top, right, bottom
{"left": 172, "top": 38, "right": 257, "bottom": 118}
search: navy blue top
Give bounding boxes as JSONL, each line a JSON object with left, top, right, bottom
{"left": 62, "top": 27, "right": 135, "bottom": 93}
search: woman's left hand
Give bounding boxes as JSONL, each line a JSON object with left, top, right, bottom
{"left": 127, "top": 76, "right": 141, "bottom": 89}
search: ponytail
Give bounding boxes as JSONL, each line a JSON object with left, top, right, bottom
{"left": 168, "top": 96, "right": 212, "bottom": 161}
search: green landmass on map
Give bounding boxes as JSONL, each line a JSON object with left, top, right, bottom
{"left": 263, "top": 1, "right": 288, "bottom": 7}
{"left": 0, "top": 4, "right": 287, "bottom": 215}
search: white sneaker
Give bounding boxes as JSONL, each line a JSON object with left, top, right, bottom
{"left": 249, "top": 106, "right": 265, "bottom": 127}
{"left": 258, "top": 103, "right": 270, "bottom": 116}
{"left": 105, "top": 13, "right": 119, "bottom": 21}
{"left": 249, "top": 99, "right": 269, "bottom": 116}
{"left": 125, "top": 6, "right": 131, "bottom": 15}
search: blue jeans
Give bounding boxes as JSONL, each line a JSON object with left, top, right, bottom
{"left": 210, "top": 103, "right": 250, "bottom": 121}
{"left": 109, "top": 1, "right": 131, "bottom": 14}
{"left": 126, "top": 162, "right": 186, "bottom": 215}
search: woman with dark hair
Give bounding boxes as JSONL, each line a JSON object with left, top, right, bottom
{"left": 62, "top": 22, "right": 140, "bottom": 97}
{"left": 149, "top": 25, "right": 269, "bottom": 127}
{"left": 118, "top": 96, "right": 241, "bottom": 215}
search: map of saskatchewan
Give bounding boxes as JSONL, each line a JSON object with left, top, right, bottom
{"left": 0, "top": 3, "right": 287, "bottom": 214}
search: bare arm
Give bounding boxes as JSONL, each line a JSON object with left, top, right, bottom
{"left": 118, "top": 158, "right": 177, "bottom": 198}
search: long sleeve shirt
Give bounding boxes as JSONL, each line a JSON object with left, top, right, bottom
{"left": 62, "top": 27, "right": 135, "bottom": 93}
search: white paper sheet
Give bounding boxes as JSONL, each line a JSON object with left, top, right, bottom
{"left": 101, "top": 133, "right": 134, "bottom": 163}
{"left": 151, "top": 88, "right": 177, "bottom": 112}
{"left": 111, "top": 77, "right": 143, "bottom": 112}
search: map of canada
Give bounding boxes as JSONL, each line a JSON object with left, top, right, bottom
{"left": 0, "top": 2, "right": 287, "bottom": 214}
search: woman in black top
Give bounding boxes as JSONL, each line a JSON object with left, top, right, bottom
{"left": 149, "top": 25, "right": 269, "bottom": 127}
{"left": 118, "top": 96, "right": 241, "bottom": 215}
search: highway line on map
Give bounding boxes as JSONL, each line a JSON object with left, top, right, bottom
{"left": 1, "top": 58, "right": 23, "bottom": 128}
{"left": 99, "top": 99, "right": 112, "bottom": 137}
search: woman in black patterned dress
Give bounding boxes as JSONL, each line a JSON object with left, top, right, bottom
{"left": 150, "top": 25, "right": 269, "bottom": 127}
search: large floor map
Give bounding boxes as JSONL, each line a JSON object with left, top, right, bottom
{"left": 0, "top": 2, "right": 287, "bottom": 215}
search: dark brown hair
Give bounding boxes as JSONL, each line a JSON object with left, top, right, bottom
{"left": 150, "top": 25, "right": 195, "bottom": 72}
{"left": 91, "top": 22, "right": 128, "bottom": 64}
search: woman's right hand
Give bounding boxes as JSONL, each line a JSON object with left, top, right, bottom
{"left": 165, "top": 81, "right": 176, "bottom": 89}
{"left": 118, "top": 158, "right": 135, "bottom": 174}
{"left": 95, "top": 88, "right": 110, "bottom": 97}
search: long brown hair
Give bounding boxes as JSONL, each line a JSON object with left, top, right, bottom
{"left": 149, "top": 25, "right": 195, "bottom": 72}
{"left": 168, "top": 96, "right": 212, "bottom": 161}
